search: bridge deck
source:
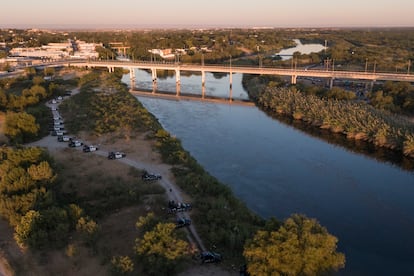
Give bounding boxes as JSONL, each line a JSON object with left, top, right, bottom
{"left": 67, "top": 60, "right": 414, "bottom": 83}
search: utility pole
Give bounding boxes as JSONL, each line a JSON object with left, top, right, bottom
{"left": 408, "top": 60, "right": 411, "bottom": 75}
{"left": 365, "top": 58, "right": 368, "bottom": 73}
{"left": 373, "top": 60, "right": 377, "bottom": 73}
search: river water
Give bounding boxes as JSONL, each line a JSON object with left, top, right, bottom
{"left": 122, "top": 70, "right": 414, "bottom": 276}
{"left": 275, "top": 39, "right": 326, "bottom": 60}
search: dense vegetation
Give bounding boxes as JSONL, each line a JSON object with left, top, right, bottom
{"left": 0, "top": 147, "right": 97, "bottom": 250}
{"left": 244, "top": 214, "right": 345, "bottom": 276}
{"left": 254, "top": 87, "right": 414, "bottom": 157}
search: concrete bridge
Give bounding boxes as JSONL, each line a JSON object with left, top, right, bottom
{"left": 64, "top": 59, "right": 414, "bottom": 100}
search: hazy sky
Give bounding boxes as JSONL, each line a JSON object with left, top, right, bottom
{"left": 1, "top": 0, "right": 413, "bottom": 28}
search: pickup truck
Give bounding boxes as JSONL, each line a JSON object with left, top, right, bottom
{"left": 108, "top": 151, "right": 126, "bottom": 159}
{"left": 83, "top": 145, "right": 99, "bottom": 152}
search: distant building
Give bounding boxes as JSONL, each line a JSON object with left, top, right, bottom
{"left": 9, "top": 39, "right": 101, "bottom": 60}
{"left": 148, "top": 48, "right": 175, "bottom": 59}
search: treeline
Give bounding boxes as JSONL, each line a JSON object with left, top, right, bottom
{"left": 295, "top": 80, "right": 414, "bottom": 116}
{"left": 256, "top": 87, "right": 414, "bottom": 158}
{"left": 0, "top": 147, "right": 98, "bottom": 250}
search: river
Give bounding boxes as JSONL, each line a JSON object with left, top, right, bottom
{"left": 274, "top": 39, "right": 326, "bottom": 60}
{"left": 122, "top": 69, "right": 414, "bottom": 276}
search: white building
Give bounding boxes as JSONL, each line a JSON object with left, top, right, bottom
{"left": 9, "top": 40, "right": 101, "bottom": 60}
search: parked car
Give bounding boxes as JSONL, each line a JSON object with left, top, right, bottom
{"left": 175, "top": 217, "right": 191, "bottom": 228}
{"left": 142, "top": 172, "right": 162, "bottom": 181}
{"left": 108, "top": 151, "right": 126, "bottom": 159}
{"left": 168, "top": 201, "right": 192, "bottom": 213}
{"left": 57, "top": 135, "right": 71, "bottom": 142}
{"left": 69, "top": 140, "right": 83, "bottom": 147}
{"left": 83, "top": 145, "right": 99, "bottom": 152}
{"left": 200, "top": 251, "right": 222, "bottom": 263}
{"left": 51, "top": 130, "right": 66, "bottom": 136}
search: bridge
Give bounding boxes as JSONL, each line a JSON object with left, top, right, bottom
{"left": 61, "top": 59, "right": 414, "bottom": 101}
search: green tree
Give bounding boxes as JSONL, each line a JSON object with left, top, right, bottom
{"left": 111, "top": 255, "right": 134, "bottom": 275}
{"left": 14, "top": 210, "right": 43, "bottom": 248}
{"left": 243, "top": 214, "right": 345, "bottom": 276}
{"left": 76, "top": 216, "right": 100, "bottom": 247}
{"left": 135, "top": 223, "right": 189, "bottom": 275}
{"left": 4, "top": 111, "right": 39, "bottom": 143}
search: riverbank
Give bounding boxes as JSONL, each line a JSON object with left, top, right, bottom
{"left": 243, "top": 76, "right": 414, "bottom": 160}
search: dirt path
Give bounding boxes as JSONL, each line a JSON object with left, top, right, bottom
{"left": 27, "top": 89, "right": 207, "bottom": 253}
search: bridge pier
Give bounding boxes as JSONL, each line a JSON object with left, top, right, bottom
{"left": 329, "top": 78, "right": 334, "bottom": 89}
{"left": 151, "top": 68, "right": 157, "bottom": 93}
{"left": 291, "top": 75, "right": 297, "bottom": 85}
{"left": 201, "top": 70, "right": 206, "bottom": 88}
{"left": 152, "top": 82, "right": 157, "bottom": 94}
{"left": 175, "top": 69, "right": 181, "bottom": 97}
{"left": 176, "top": 83, "right": 181, "bottom": 96}
{"left": 365, "top": 80, "right": 375, "bottom": 92}
{"left": 129, "top": 68, "right": 135, "bottom": 80}
{"left": 130, "top": 78, "right": 136, "bottom": 89}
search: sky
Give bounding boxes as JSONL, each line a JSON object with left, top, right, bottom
{"left": 1, "top": 0, "right": 413, "bottom": 29}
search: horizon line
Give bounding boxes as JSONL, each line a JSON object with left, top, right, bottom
{"left": 1, "top": 23, "right": 414, "bottom": 31}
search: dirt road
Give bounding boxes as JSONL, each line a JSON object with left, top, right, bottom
{"left": 27, "top": 90, "right": 207, "bottom": 253}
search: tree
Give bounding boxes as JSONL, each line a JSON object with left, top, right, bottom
{"left": 76, "top": 216, "right": 100, "bottom": 247}
{"left": 135, "top": 223, "right": 189, "bottom": 275}
{"left": 243, "top": 214, "right": 345, "bottom": 276}
{"left": 14, "top": 210, "right": 43, "bottom": 248}
{"left": 4, "top": 111, "right": 39, "bottom": 143}
{"left": 111, "top": 255, "right": 134, "bottom": 275}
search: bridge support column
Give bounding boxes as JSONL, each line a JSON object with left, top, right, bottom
{"left": 130, "top": 78, "right": 136, "bottom": 90}
{"left": 151, "top": 68, "right": 157, "bottom": 93}
{"left": 129, "top": 68, "right": 135, "bottom": 80}
{"left": 291, "top": 75, "right": 297, "bottom": 85}
{"left": 201, "top": 70, "right": 206, "bottom": 99}
{"left": 329, "top": 78, "right": 334, "bottom": 89}
{"left": 175, "top": 69, "right": 181, "bottom": 96}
